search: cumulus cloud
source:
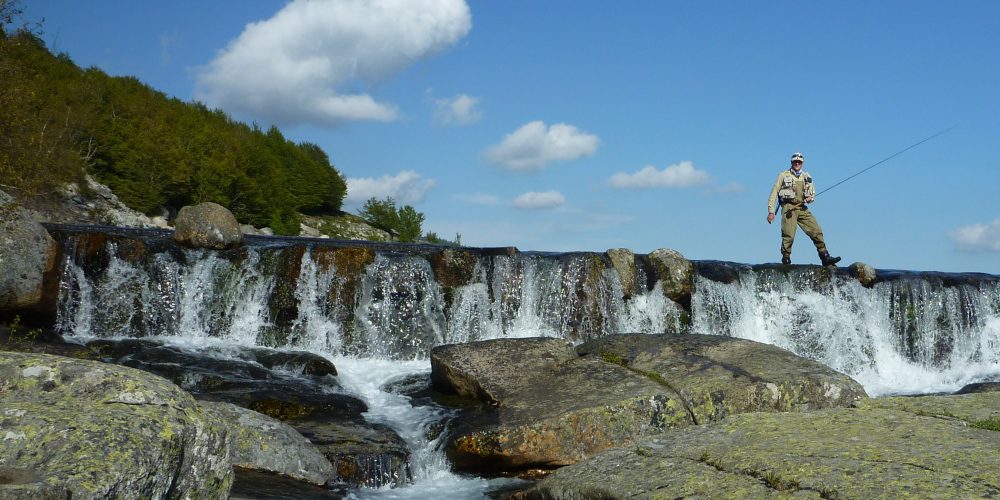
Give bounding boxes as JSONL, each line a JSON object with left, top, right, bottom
{"left": 196, "top": 0, "right": 472, "bottom": 127}
{"left": 950, "top": 218, "right": 1000, "bottom": 252}
{"left": 513, "top": 190, "right": 566, "bottom": 210}
{"left": 607, "top": 161, "right": 711, "bottom": 189}
{"left": 484, "top": 121, "right": 600, "bottom": 171}
{"left": 454, "top": 192, "right": 500, "bottom": 205}
{"left": 345, "top": 170, "right": 437, "bottom": 206}
{"left": 434, "top": 94, "right": 482, "bottom": 126}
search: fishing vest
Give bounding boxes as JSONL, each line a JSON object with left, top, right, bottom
{"left": 777, "top": 169, "right": 814, "bottom": 205}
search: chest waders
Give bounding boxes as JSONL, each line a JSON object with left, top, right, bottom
{"left": 779, "top": 203, "right": 837, "bottom": 265}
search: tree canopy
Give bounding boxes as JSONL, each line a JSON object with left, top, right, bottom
{"left": 357, "top": 197, "right": 425, "bottom": 243}
{"left": 0, "top": 26, "right": 346, "bottom": 235}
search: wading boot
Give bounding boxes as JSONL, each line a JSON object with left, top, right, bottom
{"left": 819, "top": 251, "right": 841, "bottom": 267}
{"left": 781, "top": 254, "right": 791, "bottom": 265}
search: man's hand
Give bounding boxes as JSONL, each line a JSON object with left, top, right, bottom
{"left": 805, "top": 196, "right": 814, "bottom": 204}
{"left": 767, "top": 213, "right": 774, "bottom": 224}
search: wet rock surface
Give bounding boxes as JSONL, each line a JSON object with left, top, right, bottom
{"left": 0, "top": 352, "right": 232, "bottom": 499}
{"left": 294, "top": 417, "right": 411, "bottom": 489}
{"left": 83, "top": 337, "right": 410, "bottom": 489}
{"left": 519, "top": 392, "right": 1000, "bottom": 499}
{"left": 956, "top": 381, "right": 1000, "bottom": 394}
{"left": 606, "top": 248, "right": 636, "bottom": 299}
{"left": 432, "top": 334, "right": 867, "bottom": 476}
{"left": 849, "top": 261, "right": 877, "bottom": 287}
{"left": 230, "top": 469, "right": 348, "bottom": 500}
{"left": 2, "top": 333, "right": 410, "bottom": 491}
{"left": 646, "top": 248, "right": 694, "bottom": 304}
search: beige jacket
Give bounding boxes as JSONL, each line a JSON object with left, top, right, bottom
{"left": 767, "top": 169, "right": 815, "bottom": 214}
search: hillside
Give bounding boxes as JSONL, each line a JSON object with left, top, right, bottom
{"left": 0, "top": 27, "right": 346, "bottom": 236}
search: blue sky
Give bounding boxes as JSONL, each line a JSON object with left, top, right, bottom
{"left": 23, "top": 1, "right": 1000, "bottom": 273}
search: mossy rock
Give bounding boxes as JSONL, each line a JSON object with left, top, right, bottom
{"left": 577, "top": 333, "right": 868, "bottom": 424}
{"left": 0, "top": 352, "right": 232, "bottom": 499}
{"left": 855, "top": 391, "right": 1000, "bottom": 425}
{"left": 519, "top": 404, "right": 1000, "bottom": 499}
{"left": 432, "top": 248, "right": 480, "bottom": 289}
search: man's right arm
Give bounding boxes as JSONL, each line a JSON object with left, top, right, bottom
{"left": 767, "top": 172, "right": 783, "bottom": 216}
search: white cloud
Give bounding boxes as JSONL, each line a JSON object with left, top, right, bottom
{"left": 345, "top": 170, "right": 437, "bottom": 206}
{"left": 951, "top": 218, "right": 1000, "bottom": 252}
{"left": 607, "top": 161, "right": 711, "bottom": 189}
{"left": 484, "top": 121, "right": 600, "bottom": 171}
{"left": 434, "top": 94, "right": 482, "bottom": 126}
{"left": 513, "top": 190, "right": 566, "bottom": 210}
{"left": 454, "top": 192, "right": 500, "bottom": 205}
{"left": 195, "top": 0, "right": 472, "bottom": 127}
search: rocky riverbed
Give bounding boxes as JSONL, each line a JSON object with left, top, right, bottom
{"left": 3, "top": 188, "right": 1000, "bottom": 498}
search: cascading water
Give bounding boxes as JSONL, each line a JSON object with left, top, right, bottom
{"left": 48, "top": 227, "right": 1000, "bottom": 497}
{"left": 691, "top": 266, "right": 1000, "bottom": 396}
{"left": 51, "top": 230, "right": 680, "bottom": 497}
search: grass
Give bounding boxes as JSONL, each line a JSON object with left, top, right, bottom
{"left": 600, "top": 351, "right": 625, "bottom": 366}
{"left": 970, "top": 417, "right": 1000, "bottom": 431}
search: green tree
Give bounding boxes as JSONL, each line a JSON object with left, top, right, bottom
{"left": 396, "top": 205, "right": 424, "bottom": 242}
{"left": 0, "top": 27, "right": 86, "bottom": 195}
{"left": 358, "top": 197, "right": 400, "bottom": 235}
{"left": 357, "top": 197, "right": 426, "bottom": 243}
{"left": 0, "top": 18, "right": 349, "bottom": 237}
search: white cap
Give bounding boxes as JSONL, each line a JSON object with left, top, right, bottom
{"left": 791, "top": 152, "right": 805, "bottom": 162}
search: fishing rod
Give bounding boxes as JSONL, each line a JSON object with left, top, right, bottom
{"left": 816, "top": 124, "right": 957, "bottom": 197}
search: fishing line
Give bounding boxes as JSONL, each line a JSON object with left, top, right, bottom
{"left": 816, "top": 125, "right": 957, "bottom": 197}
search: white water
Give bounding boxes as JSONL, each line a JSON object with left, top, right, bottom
{"left": 333, "top": 358, "right": 526, "bottom": 499}
{"left": 54, "top": 240, "right": 1000, "bottom": 496}
{"left": 691, "top": 270, "right": 1000, "bottom": 396}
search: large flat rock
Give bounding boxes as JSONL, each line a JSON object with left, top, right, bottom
{"left": 577, "top": 334, "right": 868, "bottom": 423}
{"left": 433, "top": 338, "right": 690, "bottom": 472}
{"left": 519, "top": 393, "right": 1000, "bottom": 499}
{"left": 432, "top": 334, "right": 866, "bottom": 475}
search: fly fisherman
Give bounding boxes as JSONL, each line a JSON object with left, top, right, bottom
{"left": 767, "top": 152, "right": 841, "bottom": 266}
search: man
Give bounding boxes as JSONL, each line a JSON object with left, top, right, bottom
{"left": 766, "top": 152, "right": 841, "bottom": 266}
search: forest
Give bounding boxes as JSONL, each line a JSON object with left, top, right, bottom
{"left": 0, "top": 21, "right": 347, "bottom": 235}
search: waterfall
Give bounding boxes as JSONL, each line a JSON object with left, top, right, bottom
{"left": 46, "top": 227, "right": 1000, "bottom": 496}
{"left": 691, "top": 267, "right": 1000, "bottom": 396}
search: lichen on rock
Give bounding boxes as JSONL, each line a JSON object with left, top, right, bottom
{"left": 518, "top": 397, "right": 1000, "bottom": 499}
{"left": 0, "top": 352, "right": 232, "bottom": 499}
{"left": 577, "top": 333, "right": 868, "bottom": 423}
